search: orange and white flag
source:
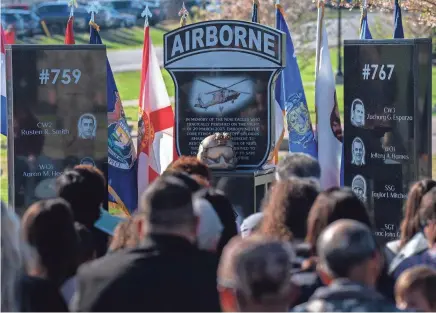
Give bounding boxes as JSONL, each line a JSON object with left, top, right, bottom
{"left": 137, "top": 25, "right": 176, "bottom": 197}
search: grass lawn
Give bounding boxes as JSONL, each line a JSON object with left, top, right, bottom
{"left": 114, "top": 69, "right": 174, "bottom": 101}
{"left": 20, "top": 27, "right": 166, "bottom": 50}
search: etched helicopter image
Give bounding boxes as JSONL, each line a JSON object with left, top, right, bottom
{"left": 194, "top": 78, "right": 252, "bottom": 112}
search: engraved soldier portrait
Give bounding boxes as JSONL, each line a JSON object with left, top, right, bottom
{"left": 351, "top": 137, "right": 365, "bottom": 166}
{"left": 352, "top": 175, "right": 367, "bottom": 203}
{"left": 78, "top": 113, "right": 97, "bottom": 140}
{"left": 351, "top": 98, "right": 365, "bottom": 128}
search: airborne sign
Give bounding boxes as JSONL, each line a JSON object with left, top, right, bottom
{"left": 164, "top": 20, "right": 285, "bottom": 169}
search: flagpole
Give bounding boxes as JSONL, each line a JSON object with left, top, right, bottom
{"left": 360, "top": 0, "right": 367, "bottom": 34}
{"left": 315, "top": 0, "right": 324, "bottom": 78}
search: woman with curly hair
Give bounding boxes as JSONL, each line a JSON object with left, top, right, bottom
{"left": 387, "top": 179, "right": 436, "bottom": 274}
{"left": 259, "top": 177, "right": 320, "bottom": 243}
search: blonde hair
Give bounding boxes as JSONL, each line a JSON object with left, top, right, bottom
{"left": 395, "top": 266, "right": 436, "bottom": 310}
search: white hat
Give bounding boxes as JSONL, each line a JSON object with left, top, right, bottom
{"left": 193, "top": 198, "right": 223, "bottom": 252}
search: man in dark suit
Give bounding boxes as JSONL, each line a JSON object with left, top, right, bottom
{"left": 72, "top": 175, "right": 221, "bottom": 312}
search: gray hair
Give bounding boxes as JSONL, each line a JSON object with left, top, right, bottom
{"left": 275, "top": 152, "right": 321, "bottom": 182}
{"left": 317, "top": 219, "right": 378, "bottom": 278}
{"left": 218, "top": 236, "right": 295, "bottom": 304}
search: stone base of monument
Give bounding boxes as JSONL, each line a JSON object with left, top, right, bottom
{"left": 210, "top": 168, "right": 275, "bottom": 220}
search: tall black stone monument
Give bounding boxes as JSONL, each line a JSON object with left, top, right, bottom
{"left": 6, "top": 45, "right": 107, "bottom": 216}
{"left": 344, "top": 39, "right": 432, "bottom": 242}
{"left": 164, "top": 21, "right": 285, "bottom": 218}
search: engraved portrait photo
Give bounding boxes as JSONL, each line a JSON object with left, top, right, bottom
{"left": 78, "top": 113, "right": 97, "bottom": 140}
{"left": 351, "top": 98, "right": 365, "bottom": 127}
{"left": 352, "top": 175, "right": 367, "bottom": 203}
{"left": 80, "top": 157, "right": 95, "bottom": 167}
{"left": 351, "top": 137, "right": 365, "bottom": 166}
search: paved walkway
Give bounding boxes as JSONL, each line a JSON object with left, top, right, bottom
{"left": 108, "top": 47, "right": 163, "bottom": 72}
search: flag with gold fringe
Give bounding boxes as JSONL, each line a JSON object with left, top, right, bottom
{"left": 88, "top": 7, "right": 137, "bottom": 216}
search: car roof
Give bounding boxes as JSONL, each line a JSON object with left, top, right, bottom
{"left": 36, "top": 1, "right": 69, "bottom": 7}
{"left": 2, "top": 9, "right": 31, "bottom": 14}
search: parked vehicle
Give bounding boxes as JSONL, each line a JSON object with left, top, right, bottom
{"left": 93, "top": 5, "right": 137, "bottom": 29}
{"left": 1, "top": 11, "right": 26, "bottom": 38}
{"left": 101, "top": 0, "right": 164, "bottom": 26}
{"left": 32, "top": 1, "right": 89, "bottom": 35}
{"left": 3, "top": 4, "right": 30, "bottom": 10}
{"left": 3, "top": 9, "right": 43, "bottom": 37}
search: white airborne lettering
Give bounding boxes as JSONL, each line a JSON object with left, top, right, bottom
{"left": 169, "top": 24, "right": 277, "bottom": 58}
{"left": 206, "top": 26, "right": 218, "bottom": 46}
{"left": 192, "top": 28, "right": 204, "bottom": 49}
{"left": 234, "top": 26, "right": 247, "bottom": 48}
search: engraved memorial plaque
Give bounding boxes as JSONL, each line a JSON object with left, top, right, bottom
{"left": 164, "top": 20, "right": 285, "bottom": 169}
{"left": 6, "top": 45, "right": 107, "bottom": 216}
{"left": 344, "top": 39, "right": 432, "bottom": 242}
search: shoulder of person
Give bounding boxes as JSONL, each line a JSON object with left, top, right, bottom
{"left": 388, "top": 232, "right": 428, "bottom": 274}
{"left": 77, "top": 249, "right": 140, "bottom": 280}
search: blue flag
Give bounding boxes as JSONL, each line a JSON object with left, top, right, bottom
{"left": 251, "top": 0, "right": 258, "bottom": 23}
{"left": 275, "top": 4, "right": 317, "bottom": 158}
{"left": 393, "top": 0, "right": 404, "bottom": 39}
{"left": 360, "top": 10, "right": 373, "bottom": 39}
{"left": 89, "top": 25, "right": 138, "bottom": 215}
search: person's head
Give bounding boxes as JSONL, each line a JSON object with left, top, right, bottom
{"left": 1, "top": 202, "right": 32, "bottom": 312}
{"left": 108, "top": 217, "right": 141, "bottom": 252}
{"left": 193, "top": 196, "right": 223, "bottom": 252}
{"left": 240, "top": 212, "right": 263, "bottom": 238}
{"left": 400, "top": 179, "right": 436, "bottom": 248}
{"left": 306, "top": 187, "right": 372, "bottom": 255}
{"left": 260, "top": 178, "right": 320, "bottom": 241}
{"left": 74, "top": 222, "right": 96, "bottom": 265}
{"left": 218, "top": 235, "right": 297, "bottom": 312}
{"left": 275, "top": 153, "right": 321, "bottom": 182}
{"left": 21, "top": 198, "right": 79, "bottom": 287}
{"left": 56, "top": 165, "right": 106, "bottom": 228}
{"left": 79, "top": 113, "right": 96, "bottom": 138}
{"left": 161, "top": 170, "right": 202, "bottom": 192}
{"left": 317, "top": 219, "right": 381, "bottom": 288}
{"left": 166, "top": 156, "right": 211, "bottom": 187}
{"left": 395, "top": 266, "right": 436, "bottom": 312}
{"left": 418, "top": 187, "right": 436, "bottom": 248}
{"left": 138, "top": 175, "right": 197, "bottom": 242}
{"left": 351, "top": 99, "right": 365, "bottom": 126}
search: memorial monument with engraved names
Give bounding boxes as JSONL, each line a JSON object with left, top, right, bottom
{"left": 164, "top": 20, "right": 285, "bottom": 218}
{"left": 344, "top": 39, "right": 432, "bottom": 242}
{"left": 6, "top": 45, "right": 107, "bottom": 216}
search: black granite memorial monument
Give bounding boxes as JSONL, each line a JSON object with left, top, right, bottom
{"left": 164, "top": 20, "right": 285, "bottom": 218}
{"left": 344, "top": 39, "right": 432, "bottom": 242}
{"left": 6, "top": 45, "right": 107, "bottom": 216}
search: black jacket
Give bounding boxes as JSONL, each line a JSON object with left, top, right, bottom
{"left": 292, "top": 279, "right": 401, "bottom": 312}
{"left": 20, "top": 275, "right": 68, "bottom": 312}
{"left": 73, "top": 234, "right": 221, "bottom": 312}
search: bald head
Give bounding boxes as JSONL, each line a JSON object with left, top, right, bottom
{"left": 218, "top": 235, "right": 294, "bottom": 306}
{"left": 317, "top": 219, "right": 378, "bottom": 279}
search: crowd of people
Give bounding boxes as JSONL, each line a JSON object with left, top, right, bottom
{"left": 1, "top": 152, "right": 436, "bottom": 312}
